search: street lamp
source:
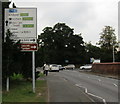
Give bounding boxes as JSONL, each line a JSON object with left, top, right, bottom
{"left": 113, "top": 44, "right": 115, "bottom": 62}
{"left": 112, "top": 39, "right": 115, "bottom": 62}
{"left": 65, "top": 44, "right": 68, "bottom": 48}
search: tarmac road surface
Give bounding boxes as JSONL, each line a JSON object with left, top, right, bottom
{"left": 46, "top": 70, "right": 118, "bottom": 103}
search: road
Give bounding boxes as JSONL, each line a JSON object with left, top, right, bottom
{"left": 46, "top": 70, "right": 118, "bottom": 103}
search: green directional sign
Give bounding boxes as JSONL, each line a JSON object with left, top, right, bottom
{"left": 20, "top": 13, "right": 29, "bottom": 16}
{"left": 22, "top": 17, "right": 33, "bottom": 20}
{"left": 23, "top": 24, "right": 34, "bottom": 28}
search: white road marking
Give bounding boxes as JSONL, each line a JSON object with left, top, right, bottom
{"left": 75, "top": 84, "right": 95, "bottom": 102}
{"left": 63, "top": 78, "right": 67, "bottom": 82}
{"left": 75, "top": 84, "right": 107, "bottom": 104}
{"left": 113, "top": 83, "right": 118, "bottom": 87}
{"left": 98, "top": 79, "right": 101, "bottom": 81}
{"left": 87, "top": 76, "right": 90, "bottom": 78}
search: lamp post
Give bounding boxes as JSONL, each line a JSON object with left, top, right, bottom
{"left": 112, "top": 39, "right": 115, "bottom": 62}
{"left": 113, "top": 44, "right": 115, "bottom": 62}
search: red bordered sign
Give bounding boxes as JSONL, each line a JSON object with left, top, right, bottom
{"left": 20, "top": 43, "right": 38, "bottom": 51}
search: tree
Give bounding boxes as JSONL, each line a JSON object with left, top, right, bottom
{"left": 116, "top": 51, "right": 120, "bottom": 62}
{"left": 85, "top": 42, "right": 101, "bottom": 63}
{"left": 97, "top": 26, "right": 118, "bottom": 62}
{"left": 2, "top": 29, "right": 21, "bottom": 91}
{"left": 98, "top": 26, "right": 117, "bottom": 49}
{"left": 37, "top": 23, "right": 85, "bottom": 65}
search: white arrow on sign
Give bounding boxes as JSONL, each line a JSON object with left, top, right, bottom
{"left": 31, "top": 46, "right": 36, "bottom": 49}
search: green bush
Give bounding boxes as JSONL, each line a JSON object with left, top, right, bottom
{"left": 10, "top": 73, "right": 23, "bottom": 81}
{"left": 38, "top": 72, "right": 45, "bottom": 77}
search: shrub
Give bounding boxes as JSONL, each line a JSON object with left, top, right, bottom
{"left": 10, "top": 73, "right": 23, "bottom": 81}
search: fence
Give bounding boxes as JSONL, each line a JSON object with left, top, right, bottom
{"left": 92, "top": 62, "right": 120, "bottom": 75}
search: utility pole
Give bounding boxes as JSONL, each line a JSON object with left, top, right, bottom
{"left": 112, "top": 39, "right": 115, "bottom": 63}
{"left": 113, "top": 45, "right": 115, "bottom": 62}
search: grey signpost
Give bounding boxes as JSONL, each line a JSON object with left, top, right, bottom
{"left": 32, "top": 51, "right": 35, "bottom": 93}
{"left": 5, "top": 8, "right": 37, "bottom": 93}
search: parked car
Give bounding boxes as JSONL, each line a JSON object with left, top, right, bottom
{"left": 57, "top": 65, "right": 62, "bottom": 69}
{"left": 64, "top": 64, "right": 75, "bottom": 70}
{"left": 57, "top": 65, "right": 65, "bottom": 70}
{"left": 60, "top": 66, "right": 65, "bottom": 70}
{"left": 49, "top": 64, "right": 59, "bottom": 72}
{"left": 80, "top": 64, "right": 92, "bottom": 70}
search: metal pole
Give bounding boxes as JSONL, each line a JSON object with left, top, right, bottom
{"left": 32, "top": 51, "right": 35, "bottom": 93}
{"left": 6, "top": 77, "right": 9, "bottom": 92}
{"left": 113, "top": 45, "right": 115, "bottom": 62}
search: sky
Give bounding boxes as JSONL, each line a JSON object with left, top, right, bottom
{"left": 11, "top": 0, "right": 119, "bottom": 45}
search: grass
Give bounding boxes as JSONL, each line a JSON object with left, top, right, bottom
{"left": 2, "top": 78, "right": 48, "bottom": 103}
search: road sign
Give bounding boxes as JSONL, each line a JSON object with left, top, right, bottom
{"left": 65, "top": 60, "right": 69, "bottom": 63}
{"left": 5, "top": 8, "right": 37, "bottom": 43}
{"left": 20, "top": 43, "right": 38, "bottom": 51}
{"left": 90, "top": 58, "right": 94, "bottom": 63}
{"left": 5, "top": 8, "right": 37, "bottom": 93}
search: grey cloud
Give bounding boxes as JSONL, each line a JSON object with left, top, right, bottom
{"left": 37, "top": 2, "right": 97, "bottom": 31}
{"left": 14, "top": 1, "right": 118, "bottom": 44}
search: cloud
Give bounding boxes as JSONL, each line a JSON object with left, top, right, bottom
{"left": 35, "top": 2, "right": 97, "bottom": 33}
{"left": 13, "top": 0, "right": 118, "bottom": 44}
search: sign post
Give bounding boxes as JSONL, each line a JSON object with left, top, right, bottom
{"left": 5, "top": 8, "right": 37, "bottom": 93}
{"left": 32, "top": 51, "right": 35, "bottom": 93}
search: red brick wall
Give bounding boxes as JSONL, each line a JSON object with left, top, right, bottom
{"left": 92, "top": 62, "right": 120, "bottom": 75}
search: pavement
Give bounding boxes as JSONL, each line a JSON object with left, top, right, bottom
{"left": 46, "top": 70, "right": 119, "bottom": 103}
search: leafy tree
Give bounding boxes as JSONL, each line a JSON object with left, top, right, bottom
{"left": 2, "top": 29, "right": 21, "bottom": 91}
{"left": 97, "top": 26, "right": 118, "bottom": 62}
{"left": 20, "top": 52, "right": 32, "bottom": 79}
{"left": 2, "top": 29, "right": 21, "bottom": 78}
{"left": 63, "top": 34, "right": 85, "bottom": 64}
{"left": 98, "top": 26, "right": 117, "bottom": 49}
{"left": 3, "top": 29, "right": 33, "bottom": 90}
{"left": 85, "top": 42, "right": 101, "bottom": 63}
{"left": 116, "top": 51, "right": 120, "bottom": 62}
{"left": 37, "top": 23, "right": 85, "bottom": 65}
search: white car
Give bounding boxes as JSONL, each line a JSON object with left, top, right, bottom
{"left": 49, "top": 64, "right": 59, "bottom": 72}
{"left": 64, "top": 64, "right": 75, "bottom": 70}
{"left": 80, "top": 64, "right": 92, "bottom": 70}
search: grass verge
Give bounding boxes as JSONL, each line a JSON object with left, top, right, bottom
{"left": 2, "top": 79, "right": 48, "bottom": 103}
